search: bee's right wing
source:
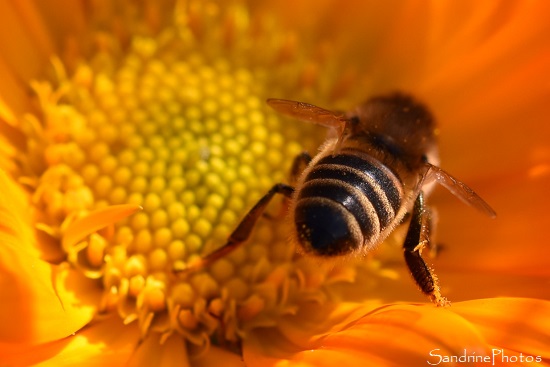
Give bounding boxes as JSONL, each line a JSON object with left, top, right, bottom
{"left": 266, "top": 98, "right": 348, "bottom": 130}
{"left": 425, "top": 163, "right": 496, "bottom": 218}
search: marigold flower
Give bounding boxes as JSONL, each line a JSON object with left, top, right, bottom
{"left": 0, "top": 1, "right": 549, "bottom": 366}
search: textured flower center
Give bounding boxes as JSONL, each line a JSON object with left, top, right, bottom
{"left": 18, "top": 2, "right": 390, "bottom": 353}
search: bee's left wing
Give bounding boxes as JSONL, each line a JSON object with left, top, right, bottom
{"left": 266, "top": 98, "right": 348, "bottom": 130}
{"left": 425, "top": 163, "right": 496, "bottom": 218}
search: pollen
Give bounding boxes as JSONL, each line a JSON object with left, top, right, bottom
{"left": 15, "top": 0, "right": 384, "bottom": 355}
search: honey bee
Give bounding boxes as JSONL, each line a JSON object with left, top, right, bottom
{"left": 187, "top": 93, "right": 496, "bottom": 306}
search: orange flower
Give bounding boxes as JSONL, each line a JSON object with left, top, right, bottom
{"left": 0, "top": 1, "right": 549, "bottom": 366}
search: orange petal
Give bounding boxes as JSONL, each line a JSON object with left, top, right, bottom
{"left": 452, "top": 298, "right": 550, "bottom": 359}
{"left": 0, "top": 57, "right": 31, "bottom": 122}
{"left": 23, "top": 0, "right": 86, "bottom": 48}
{"left": 126, "top": 333, "right": 190, "bottom": 367}
{"left": 424, "top": 4, "right": 550, "bottom": 180}
{"left": 0, "top": 2, "right": 51, "bottom": 101}
{"left": 439, "top": 269, "right": 550, "bottom": 303}
{"left": 193, "top": 346, "right": 245, "bottom": 367}
{"left": 380, "top": 265, "right": 550, "bottom": 305}
{"left": 0, "top": 315, "right": 140, "bottom": 367}
{"left": 244, "top": 302, "right": 492, "bottom": 366}
{"left": 434, "top": 170, "right": 550, "bottom": 276}
{"left": 62, "top": 204, "right": 142, "bottom": 250}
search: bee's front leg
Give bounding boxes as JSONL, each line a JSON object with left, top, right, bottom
{"left": 402, "top": 192, "right": 449, "bottom": 307}
{"left": 182, "top": 183, "right": 295, "bottom": 274}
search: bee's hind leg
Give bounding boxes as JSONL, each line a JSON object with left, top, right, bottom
{"left": 182, "top": 183, "right": 295, "bottom": 273}
{"left": 403, "top": 192, "right": 449, "bottom": 307}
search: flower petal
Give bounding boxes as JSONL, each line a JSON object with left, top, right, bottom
{"left": 439, "top": 269, "right": 550, "bottom": 302}
{"left": 435, "top": 170, "right": 550, "bottom": 277}
{"left": 0, "top": 170, "right": 97, "bottom": 344}
{"left": 452, "top": 298, "right": 550, "bottom": 358}
{"left": 425, "top": 4, "right": 550, "bottom": 180}
{"left": 0, "top": 253, "right": 98, "bottom": 344}
{"left": 192, "top": 346, "right": 245, "bottom": 367}
{"left": 244, "top": 302, "right": 492, "bottom": 366}
{"left": 62, "top": 204, "right": 142, "bottom": 250}
{"left": 0, "top": 2, "right": 52, "bottom": 111}
{"left": 0, "top": 316, "right": 140, "bottom": 367}
{"left": 126, "top": 333, "right": 190, "bottom": 367}
{"left": 0, "top": 58, "right": 30, "bottom": 122}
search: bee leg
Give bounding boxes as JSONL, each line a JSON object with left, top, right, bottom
{"left": 183, "top": 183, "right": 295, "bottom": 273}
{"left": 403, "top": 192, "right": 449, "bottom": 306}
{"left": 262, "top": 152, "right": 311, "bottom": 221}
{"left": 290, "top": 151, "right": 312, "bottom": 184}
{"left": 424, "top": 206, "right": 440, "bottom": 258}
{"left": 262, "top": 152, "right": 310, "bottom": 220}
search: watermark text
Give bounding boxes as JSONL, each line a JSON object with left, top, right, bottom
{"left": 427, "top": 349, "right": 542, "bottom": 365}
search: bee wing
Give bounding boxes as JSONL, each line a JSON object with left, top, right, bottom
{"left": 266, "top": 98, "right": 348, "bottom": 129}
{"left": 426, "top": 163, "right": 496, "bottom": 218}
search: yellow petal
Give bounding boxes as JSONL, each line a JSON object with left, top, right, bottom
{"left": 0, "top": 170, "right": 97, "bottom": 344}
{"left": 0, "top": 169, "right": 37, "bottom": 255}
{"left": 0, "top": 315, "right": 140, "bottom": 367}
{"left": 62, "top": 204, "right": 142, "bottom": 250}
{"left": 0, "top": 250, "right": 98, "bottom": 344}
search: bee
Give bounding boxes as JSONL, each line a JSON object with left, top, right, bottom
{"left": 186, "top": 92, "right": 496, "bottom": 306}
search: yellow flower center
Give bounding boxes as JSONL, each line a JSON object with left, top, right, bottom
{"left": 17, "top": 1, "right": 392, "bottom": 354}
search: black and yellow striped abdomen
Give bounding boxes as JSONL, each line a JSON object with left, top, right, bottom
{"left": 294, "top": 149, "right": 404, "bottom": 256}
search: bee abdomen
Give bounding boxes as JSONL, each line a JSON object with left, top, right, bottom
{"left": 294, "top": 197, "right": 363, "bottom": 256}
{"left": 294, "top": 152, "right": 403, "bottom": 256}
{"left": 299, "top": 179, "right": 377, "bottom": 237}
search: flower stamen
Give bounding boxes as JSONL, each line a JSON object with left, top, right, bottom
{"left": 12, "top": 0, "right": 389, "bottom": 354}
